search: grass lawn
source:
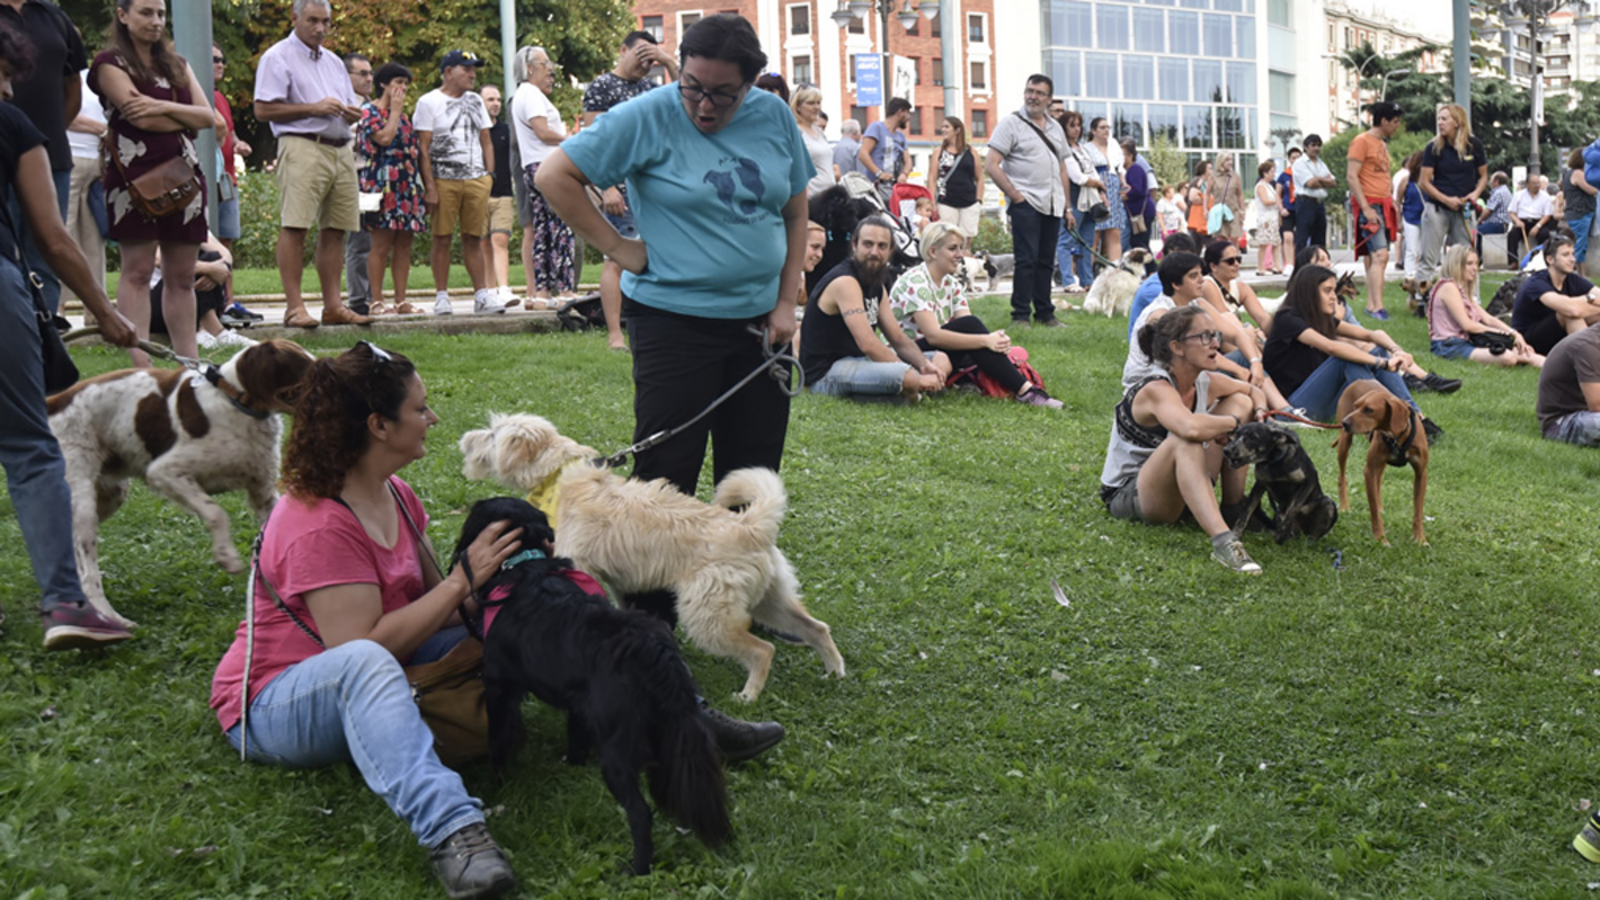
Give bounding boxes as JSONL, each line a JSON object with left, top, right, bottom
{"left": 8, "top": 276, "right": 1600, "bottom": 898}
{"left": 103, "top": 262, "right": 600, "bottom": 299}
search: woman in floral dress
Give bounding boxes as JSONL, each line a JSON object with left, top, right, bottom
{"left": 90, "top": 0, "right": 214, "bottom": 366}
{"left": 356, "top": 63, "right": 427, "bottom": 315}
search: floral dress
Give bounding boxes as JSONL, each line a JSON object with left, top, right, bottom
{"left": 355, "top": 101, "right": 427, "bottom": 233}
{"left": 1084, "top": 141, "right": 1127, "bottom": 232}
{"left": 89, "top": 50, "right": 207, "bottom": 243}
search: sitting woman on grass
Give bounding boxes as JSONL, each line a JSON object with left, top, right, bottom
{"left": 1199, "top": 238, "right": 1274, "bottom": 337}
{"left": 889, "top": 221, "right": 1061, "bottom": 408}
{"left": 1262, "top": 265, "right": 1442, "bottom": 440}
{"left": 1427, "top": 244, "right": 1544, "bottom": 368}
{"left": 1100, "top": 305, "right": 1267, "bottom": 574}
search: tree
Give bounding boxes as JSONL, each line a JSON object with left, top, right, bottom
{"left": 1480, "top": 0, "right": 1595, "bottom": 173}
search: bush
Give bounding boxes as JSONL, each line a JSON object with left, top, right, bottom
{"left": 970, "top": 212, "right": 1013, "bottom": 254}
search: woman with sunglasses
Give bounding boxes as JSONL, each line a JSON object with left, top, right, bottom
{"left": 1101, "top": 304, "right": 1266, "bottom": 574}
{"left": 1199, "top": 239, "right": 1274, "bottom": 339}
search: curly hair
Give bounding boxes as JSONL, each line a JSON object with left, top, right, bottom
{"left": 0, "top": 21, "right": 35, "bottom": 83}
{"left": 281, "top": 342, "right": 417, "bottom": 499}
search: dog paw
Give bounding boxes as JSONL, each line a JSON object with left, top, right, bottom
{"left": 735, "top": 688, "right": 759, "bottom": 704}
{"left": 216, "top": 551, "right": 245, "bottom": 575}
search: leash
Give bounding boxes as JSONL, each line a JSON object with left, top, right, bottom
{"left": 65, "top": 324, "right": 269, "bottom": 420}
{"left": 599, "top": 325, "right": 802, "bottom": 469}
{"left": 1271, "top": 409, "right": 1341, "bottom": 430}
{"left": 1058, "top": 221, "right": 1120, "bottom": 271}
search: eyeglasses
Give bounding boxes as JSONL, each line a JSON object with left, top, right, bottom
{"left": 1218, "top": 255, "right": 1241, "bottom": 264}
{"left": 678, "top": 82, "right": 744, "bottom": 108}
{"left": 1179, "top": 330, "right": 1222, "bottom": 345}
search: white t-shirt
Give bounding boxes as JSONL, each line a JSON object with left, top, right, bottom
{"left": 1508, "top": 187, "right": 1555, "bottom": 220}
{"left": 69, "top": 68, "right": 105, "bottom": 161}
{"left": 1292, "top": 156, "right": 1332, "bottom": 200}
{"left": 511, "top": 81, "right": 564, "bottom": 167}
{"left": 412, "top": 88, "right": 491, "bottom": 180}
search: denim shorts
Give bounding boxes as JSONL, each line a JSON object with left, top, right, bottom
{"left": 810, "top": 353, "right": 936, "bottom": 397}
{"left": 1102, "top": 479, "right": 1145, "bottom": 522}
{"left": 1430, "top": 337, "right": 1475, "bottom": 360}
{"left": 1546, "top": 411, "right": 1600, "bottom": 446}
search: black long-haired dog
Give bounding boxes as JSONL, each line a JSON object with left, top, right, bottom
{"left": 453, "top": 497, "right": 730, "bottom": 875}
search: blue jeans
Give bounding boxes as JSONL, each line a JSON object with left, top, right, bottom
{"left": 1055, "top": 212, "right": 1094, "bottom": 288}
{"left": 225, "top": 630, "right": 483, "bottom": 848}
{"left": 0, "top": 257, "right": 86, "bottom": 610}
{"left": 1570, "top": 212, "right": 1595, "bottom": 263}
{"left": 1285, "top": 352, "right": 1416, "bottom": 421}
{"left": 1546, "top": 410, "right": 1600, "bottom": 446}
{"left": 810, "top": 352, "right": 938, "bottom": 397}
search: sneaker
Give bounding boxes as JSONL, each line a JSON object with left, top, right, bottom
{"left": 1010, "top": 317, "right": 1031, "bottom": 328}
{"left": 227, "top": 302, "right": 264, "bottom": 322}
{"left": 433, "top": 292, "right": 454, "bottom": 316}
{"left": 218, "top": 310, "right": 254, "bottom": 328}
{"left": 1575, "top": 809, "right": 1600, "bottom": 863}
{"left": 1272, "top": 407, "right": 1316, "bottom": 428}
{"left": 213, "top": 329, "right": 258, "bottom": 349}
{"left": 41, "top": 602, "right": 132, "bottom": 651}
{"left": 428, "top": 823, "right": 517, "bottom": 900}
{"left": 196, "top": 330, "right": 219, "bottom": 350}
{"left": 1038, "top": 317, "right": 1067, "bottom": 328}
{"left": 700, "top": 703, "right": 784, "bottom": 762}
{"left": 1368, "top": 308, "right": 1391, "bottom": 321}
{"left": 1211, "top": 538, "right": 1263, "bottom": 575}
{"left": 473, "top": 289, "right": 507, "bottom": 315}
{"left": 347, "top": 299, "right": 371, "bottom": 317}
{"left": 1422, "top": 417, "right": 1443, "bottom": 445}
{"left": 1421, "top": 372, "right": 1462, "bottom": 394}
{"left": 1016, "top": 386, "right": 1064, "bottom": 409}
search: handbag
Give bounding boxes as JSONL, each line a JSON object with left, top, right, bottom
{"left": 1468, "top": 330, "right": 1516, "bottom": 355}
{"left": 0, "top": 195, "right": 77, "bottom": 392}
{"left": 240, "top": 482, "right": 490, "bottom": 768}
{"left": 109, "top": 139, "right": 202, "bottom": 220}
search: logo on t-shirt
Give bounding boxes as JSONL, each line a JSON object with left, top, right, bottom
{"left": 703, "top": 157, "right": 764, "bottom": 220}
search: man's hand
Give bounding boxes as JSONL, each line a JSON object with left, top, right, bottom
{"left": 97, "top": 309, "right": 138, "bottom": 348}
{"left": 235, "top": 139, "right": 253, "bottom": 158}
{"left": 311, "top": 96, "right": 348, "bottom": 118}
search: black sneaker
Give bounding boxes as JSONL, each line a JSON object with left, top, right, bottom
{"left": 1010, "top": 318, "right": 1031, "bottom": 328}
{"left": 40, "top": 601, "right": 132, "bottom": 651}
{"left": 227, "top": 302, "right": 264, "bottom": 322}
{"left": 1421, "top": 372, "right": 1462, "bottom": 394}
{"left": 701, "top": 703, "right": 784, "bottom": 762}
{"left": 429, "top": 823, "right": 517, "bottom": 900}
{"left": 1422, "top": 417, "right": 1443, "bottom": 445}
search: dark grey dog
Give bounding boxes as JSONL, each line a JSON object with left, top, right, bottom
{"left": 975, "top": 250, "right": 1015, "bottom": 291}
{"left": 1222, "top": 421, "right": 1338, "bottom": 543}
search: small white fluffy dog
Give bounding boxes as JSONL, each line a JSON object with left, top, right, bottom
{"left": 1080, "top": 247, "right": 1155, "bottom": 317}
{"left": 459, "top": 413, "right": 845, "bottom": 702}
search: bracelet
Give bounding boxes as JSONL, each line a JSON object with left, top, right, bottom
{"left": 1227, "top": 413, "right": 1240, "bottom": 430}
{"left": 1248, "top": 356, "right": 1262, "bottom": 363}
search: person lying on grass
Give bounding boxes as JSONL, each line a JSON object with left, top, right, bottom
{"left": 888, "top": 221, "right": 1062, "bottom": 408}
{"left": 799, "top": 215, "right": 951, "bottom": 402}
{"left": 1427, "top": 244, "right": 1544, "bottom": 368}
{"left": 1100, "top": 304, "right": 1267, "bottom": 574}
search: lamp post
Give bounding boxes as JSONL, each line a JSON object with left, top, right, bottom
{"left": 831, "top": 0, "right": 931, "bottom": 113}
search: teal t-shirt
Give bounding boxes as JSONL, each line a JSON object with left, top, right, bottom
{"left": 561, "top": 84, "right": 813, "bottom": 319}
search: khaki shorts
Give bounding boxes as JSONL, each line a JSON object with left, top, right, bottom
{"left": 485, "top": 196, "right": 514, "bottom": 235}
{"left": 276, "top": 135, "right": 360, "bottom": 233}
{"left": 434, "top": 175, "right": 492, "bottom": 238}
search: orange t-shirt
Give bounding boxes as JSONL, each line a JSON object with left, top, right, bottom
{"left": 1348, "top": 131, "right": 1391, "bottom": 204}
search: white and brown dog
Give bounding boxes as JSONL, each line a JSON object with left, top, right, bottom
{"left": 1080, "top": 247, "right": 1155, "bottom": 317}
{"left": 47, "top": 339, "right": 315, "bottom": 628}
{"left": 460, "top": 413, "right": 845, "bottom": 703}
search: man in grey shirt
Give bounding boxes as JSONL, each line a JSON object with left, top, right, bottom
{"left": 984, "top": 74, "right": 1070, "bottom": 327}
{"left": 833, "top": 118, "right": 864, "bottom": 180}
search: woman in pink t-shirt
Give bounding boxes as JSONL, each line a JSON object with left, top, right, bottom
{"left": 209, "top": 341, "right": 525, "bottom": 898}
{"left": 1427, "top": 245, "right": 1544, "bottom": 368}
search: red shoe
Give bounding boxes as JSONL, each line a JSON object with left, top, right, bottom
{"left": 41, "top": 602, "right": 132, "bottom": 651}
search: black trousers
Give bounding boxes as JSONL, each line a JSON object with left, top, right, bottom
{"left": 1295, "top": 198, "right": 1327, "bottom": 251}
{"left": 1007, "top": 202, "right": 1061, "bottom": 323}
{"left": 623, "top": 299, "right": 791, "bottom": 498}
{"left": 1507, "top": 219, "right": 1556, "bottom": 266}
{"left": 917, "top": 315, "right": 1026, "bottom": 394}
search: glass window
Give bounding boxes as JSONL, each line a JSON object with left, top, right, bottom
{"left": 1114, "top": 104, "right": 1145, "bottom": 144}
{"left": 1085, "top": 52, "right": 1118, "bottom": 97}
{"left": 1147, "top": 103, "right": 1179, "bottom": 144}
{"left": 1183, "top": 105, "right": 1213, "bottom": 148}
{"left": 1226, "top": 61, "right": 1255, "bottom": 104}
{"left": 641, "top": 15, "right": 663, "bottom": 41}
{"left": 934, "top": 106, "right": 945, "bottom": 126}
{"left": 790, "top": 4, "right": 810, "bottom": 34}
{"left": 1049, "top": 0, "right": 1094, "bottom": 47}
{"left": 1236, "top": 16, "right": 1255, "bottom": 57}
{"left": 932, "top": 10, "right": 941, "bottom": 36}
{"left": 1145, "top": 0, "right": 1175, "bottom": 7}
{"left": 851, "top": 105, "right": 869, "bottom": 130}
{"left": 1045, "top": 49, "right": 1083, "bottom": 97}
{"left": 1180, "top": 0, "right": 1208, "bottom": 9}
{"left": 849, "top": 12, "right": 864, "bottom": 34}
{"left": 933, "top": 57, "right": 944, "bottom": 86}
{"left": 793, "top": 55, "right": 813, "bottom": 86}
{"left": 1193, "top": 58, "right": 1222, "bottom": 103}
{"left": 904, "top": 16, "right": 919, "bottom": 36}
{"left": 1096, "top": 4, "right": 1130, "bottom": 49}
{"left": 1203, "top": 14, "right": 1232, "bottom": 56}
{"left": 969, "top": 13, "right": 985, "bottom": 41}
{"left": 972, "top": 108, "right": 989, "bottom": 137}
{"left": 1217, "top": 106, "right": 1246, "bottom": 148}
{"left": 1269, "top": 71, "right": 1293, "bottom": 113}
{"left": 681, "top": 12, "right": 702, "bottom": 30}
{"left": 1122, "top": 55, "right": 1154, "bottom": 99}
{"left": 1079, "top": 101, "right": 1109, "bottom": 125}
{"left": 1133, "top": 8, "right": 1165, "bottom": 50}
{"left": 1159, "top": 57, "right": 1188, "bottom": 101}
{"left": 970, "top": 60, "right": 987, "bottom": 89}
{"left": 1267, "top": 0, "right": 1290, "bottom": 27}
{"left": 909, "top": 108, "right": 924, "bottom": 135}
{"left": 1213, "top": 0, "right": 1241, "bottom": 10}
{"left": 1168, "top": 10, "right": 1200, "bottom": 54}
{"left": 909, "top": 56, "right": 921, "bottom": 86}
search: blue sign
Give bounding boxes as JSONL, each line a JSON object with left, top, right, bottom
{"left": 855, "top": 54, "right": 882, "bottom": 106}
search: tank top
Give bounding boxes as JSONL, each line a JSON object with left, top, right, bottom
{"left": 937, "top": 147, "right": 978, "bottom": 208}
{"left": 1099, "top": 371, "right": 1212, "bottom": 492}
{"left": 799, "top": 258, "right": 886, "bottom": 385}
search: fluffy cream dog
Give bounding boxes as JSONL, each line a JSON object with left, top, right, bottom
{"left": 459, "top": 413, "right": 845, "bottom": 702}
{"left": 1080, "top": 247, "right": 1155, "bottom": 316}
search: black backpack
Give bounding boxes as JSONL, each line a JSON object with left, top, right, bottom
{"left": 556, "top": 294, "right": 606, "bottom": 332}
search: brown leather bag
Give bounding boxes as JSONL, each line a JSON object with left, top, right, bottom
{"left": 122, "top": 155, "right": 202, "bottom": 219}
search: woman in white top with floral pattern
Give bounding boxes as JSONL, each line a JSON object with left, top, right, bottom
{"left": 889, "top": 223, "right": 1062, "bottom": 408}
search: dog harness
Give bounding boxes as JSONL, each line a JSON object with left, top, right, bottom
{"left": 473, "top": 557, "right": 608, "bottom": 639}
{"left": 1380, "top": 407, "right": 1419, "bottom": 468}
{"left": 201, "top": 365, "right": 270, "bottom": 420}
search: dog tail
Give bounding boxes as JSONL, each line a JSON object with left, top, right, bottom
{"left": 711, "top": 467, "right": 786, "bottom": 549}
{"left": 637, "top": 630, "right": 731, "bottom": 847}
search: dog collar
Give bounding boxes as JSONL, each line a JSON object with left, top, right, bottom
{"left": 499, "top": 548, "right": 546, "bottom": 571}
{"left": 202, "top": 364, "right": 270, "bottom": 420}
{"left": 1380, "top": 407, "right": 1419, "bottom": 468}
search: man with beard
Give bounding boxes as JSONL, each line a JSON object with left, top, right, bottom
{"left": 800, "top": 215, "right": 950, "bottom": 400}
{"left": 984, "top": 74, "right": 1069, "bottom": 328}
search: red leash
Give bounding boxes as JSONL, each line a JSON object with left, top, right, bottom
{"left": 1271, "top": 409, "right": 1342, "bottom": 430}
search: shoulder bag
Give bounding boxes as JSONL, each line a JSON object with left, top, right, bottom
{"left": 240, "top": 483, "right": 490, "bottom": 768}
{"left": 104, "top": 125, "right": 202, "bottom": 219}
{"left": 0, "top": 195, "right": 77, "bottom": 392}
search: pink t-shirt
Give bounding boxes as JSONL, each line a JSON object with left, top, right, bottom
{"left": 210, "top": 477, "right": 430, "bottom": 731}
{"left": 1426, "top": 278, "right": 1494, "bottom": 341}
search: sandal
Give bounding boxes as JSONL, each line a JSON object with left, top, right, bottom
{"left": 393, "top": 302, "right": 418, "bottom": 315}
{"left": 528, "top": 297, "right": 552, "bottom": 310}
{"left": 368, "top": 301, "right": 391, "bottom": 316}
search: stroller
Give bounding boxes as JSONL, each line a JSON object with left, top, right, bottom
{"left": 838, "top": 172, "right": 922, "bottom": 272}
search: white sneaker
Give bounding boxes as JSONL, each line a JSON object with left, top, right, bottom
{"left": 196, "top": 330, "right": 218, "bottom": 349}
{"left": 433, "top": 292, "right": 453, "bottom": 316}
{"left": 473, "top": 289, "right": 506, "bottom": 314}
{"left": 213, "top": 329, "right": 258, "bottom": 349}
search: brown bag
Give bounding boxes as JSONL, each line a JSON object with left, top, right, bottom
{"left": 123, "top": 155, "right": 202, "bottom": 219}
{"left": 405, "top": 637, "right": 491, "bottom": 768}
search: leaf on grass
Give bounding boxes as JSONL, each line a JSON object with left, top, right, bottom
{"left": 1050, "top": 669, "right": 1068, "bottom": 682}
{"left": 1050, "top": 578, "right": 1071, "bottom": 608}
{"left": 1581, "top": 798, "right": 1594, "bottom": 812}
{"left": 38, "top": 705, "right": 57, "bottom": 721}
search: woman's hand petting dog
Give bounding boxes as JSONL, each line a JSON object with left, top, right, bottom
{"left": 453, "top": 519, "right": 524, "bottom": 604}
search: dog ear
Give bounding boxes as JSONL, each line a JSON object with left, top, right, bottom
{"left": 1388, "top": 396, "right": 1413, "bottom": 434}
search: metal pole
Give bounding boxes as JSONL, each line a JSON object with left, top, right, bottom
{"left": 880, "top": 2, "right": 891, "bottom": 114}
{"left": 500, "top": 0, "right": 516, "bottom": 101}
{"left": 171, "top": 0, "right": 216, "bottom": 232}
{"left": 1452, "top": 0, "right": 1471, "bottom": 110}
{"left": 1529, "top": 15, "right": 1542, "bottom": 176}
{"left": 940, "top": 0, "right": 960, "bottom": 119}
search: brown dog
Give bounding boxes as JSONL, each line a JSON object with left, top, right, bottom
{"left": 1332, "top": 380, "right": 1429, "bottom": 546}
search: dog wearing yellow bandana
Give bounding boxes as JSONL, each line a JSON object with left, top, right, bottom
{"left": 459, "top": 413, "right": 845, "bottom": 702}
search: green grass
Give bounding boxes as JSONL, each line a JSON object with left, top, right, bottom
{"left": 102, "top": 262, "right": 600, "bottom": 300}
{"left": 7, "top": 277, "right": 1600, "bottom": 898}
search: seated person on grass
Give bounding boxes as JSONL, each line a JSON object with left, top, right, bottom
{"left": 1199, "top": 239, "right": 1274, "bottom": 337}
{"left": 1536, "top": 321, "right": 1600, "bottom": 446}
{"left": 1511, "top": 236, "right": 1600, "bottom": 356}
{"left": 1427, "top": 244, "right": 1544, "bottom": 369}
{"left": 1126, "top": 231, "right": 1197, "bottom": 339}
{"left": 799, "top": 215, "right": 950, "bottom": 401}
{"left": 1262, "top": 264, "right": 1442, "bottom": 440}
{"left": 889, "top": 221, "right": 1061, "bottom": 408}
{"left": 149, "top": 231, "right": 255, "bottom": 351}
{"left": 1100, "top": 304, "right": 1267, "bottom": 575}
